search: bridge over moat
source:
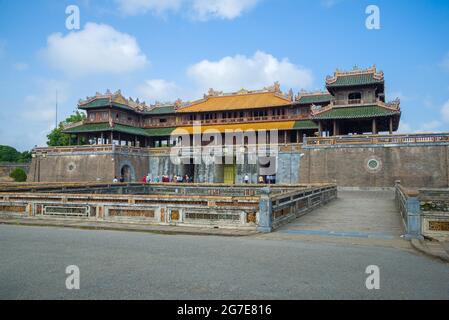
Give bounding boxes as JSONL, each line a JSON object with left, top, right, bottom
{"left": 276, "top": 190, "right": 404, "bottom": 240}
{"left": 0, "top": 182, "right": 447, "bottom": 240}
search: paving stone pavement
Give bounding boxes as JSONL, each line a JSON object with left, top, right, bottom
{"left": 278, "top": 190, "right": 404, "bottom": 235}
{"left": 260, "top": 190, "right": 410, "bottom": 249}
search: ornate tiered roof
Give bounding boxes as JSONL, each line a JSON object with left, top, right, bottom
{"left": 326, "top": 66, "right": 384, "bottom": 87}
{"left": 78, "top": 90, "right": 177, "bottom": 115}
{"left": 176, "top": 82, "right": 294, "bottom": 113}
{"left": 295, "top": 91, "right": 332, "bottom": 104}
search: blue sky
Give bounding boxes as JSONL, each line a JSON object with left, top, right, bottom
{"left": 1, "top": 0, "right": 449, "bottom": 151}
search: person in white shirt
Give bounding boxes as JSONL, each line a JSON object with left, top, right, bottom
{"left": 244, "top": 174, "right": 249, "bottom": 184}
{"left": 113, "top": 176, "right": 118, "bottom": 183}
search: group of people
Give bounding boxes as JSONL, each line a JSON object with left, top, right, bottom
{"left": 112, "top": 176, "right": 124, "bottom": 183}
{"left": 114, "top": 173, "right": 275, "bottom": 184}
{"left": 140, "top": 174, "right": 193, "bottom": 184}
{"left": 243, "top": 174, "right": 276, "bottom": 184}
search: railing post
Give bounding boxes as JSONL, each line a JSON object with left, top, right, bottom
{"left": 405, "top": 196, "right": 423, "bottom": 240}
{"left": 257, "top": 187, "right": 273, "bottom": 233}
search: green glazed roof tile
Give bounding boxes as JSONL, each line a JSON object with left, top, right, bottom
{"left": 293, "top": 120, "right": 319, "bottom": 129}
{"left": 144, "top": 106, "right": 176, "bottom": 115}
{"left": 296, "top": 94, "right": 332, "bottom": 105}
{"left": 113, "top": 124, "right": 148, "bottom": 136}
{"left": 327, "top": 73, "right": 383, "bottom": 87}
{"left": 63, "top": 122, "right": 175, "bottom": 137}
{"left": 313, "top": 105, "right": 400, "bottom": 120}
{"left": 78, "top": 98, "right": 111, "bottom": 109}
{"left": 63, "top": 123, "right": 111, "bottom": 133}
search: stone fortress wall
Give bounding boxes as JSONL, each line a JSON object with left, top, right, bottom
{"left": 300, "top": 144, "right": 449, "bottom": 188}
{"left": 0, "top": 163, "right": 30, "bottom": 182}
{"left": 27, "top": 134, "right": 449, "bottom": 188}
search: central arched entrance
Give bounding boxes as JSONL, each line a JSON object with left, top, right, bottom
{"left": 119, "top": 161, "right": 136, "bottom": 182}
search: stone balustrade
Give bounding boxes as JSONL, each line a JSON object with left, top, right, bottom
{"left": 0, "top": 183, "right": 336, "bottom": 232}
{"left": 306, "top": 133, "right": 449, "bottom": 147}
{"left": 395, "top": 181, "right": 449, "bottom": 240}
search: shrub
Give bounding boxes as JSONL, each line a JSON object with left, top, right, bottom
{"left": 10, "top": 168, "right": 27, "bottom": 182}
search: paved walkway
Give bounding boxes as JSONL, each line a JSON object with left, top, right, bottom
{"left": 261, "top": 191, "right": 409, "bottom": 249}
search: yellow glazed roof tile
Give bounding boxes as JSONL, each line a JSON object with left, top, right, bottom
{"left": 177, "top": 92, "right": 292, "bottom": 113}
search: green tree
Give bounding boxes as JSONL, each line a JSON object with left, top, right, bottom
{"left": 0, "top": 145, "right": 31, "bottom": 163}
{"left": 17, "top": 151, "right": 32, "bottom": 163}
{"left": 9, "top": 168, "right": 27, "bottom": 182}
{"left": 0, "top": 145, "right": 21, "bottom": 162}
{"left": 47, "top": 111, "right": 86, "bottom": 146}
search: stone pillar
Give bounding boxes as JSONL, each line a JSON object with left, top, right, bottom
{"left": 257, "top": 187, "right": 273, "bottom": 233}
{"left": 405, "top": 197, "right": 423, "bottom": 239}
{"left": 372, "top": 118, "right": 377, "bottom": 134}
{"left": 389, "top": 117, "right": 393, "bottom": 135}
{"left": 318, "top": 121, "right": 322, "bottom": 137}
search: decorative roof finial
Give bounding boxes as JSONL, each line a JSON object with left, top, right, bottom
{"left": 174, "top": 98, "right": 183, "bottom": 108}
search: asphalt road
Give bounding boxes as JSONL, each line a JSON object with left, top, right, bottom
{"left": 0, "top": 225, "right": 448, "bottom": 300}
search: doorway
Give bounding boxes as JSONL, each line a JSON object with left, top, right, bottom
{"left": 223, "top": 164, "right": 236, "bottom": 184}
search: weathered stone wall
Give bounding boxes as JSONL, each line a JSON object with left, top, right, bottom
{"left": 28, "top": 142, "right": 449, "bottom": 187}
{"left": 300, "top": 144, "right": 449, "bottom": 188}
{"left": 0, "top": 163, "right": 30, "bottom": 181}
{"left": 148, "top": 155, "right": 186, "bottom": 180}
{"left": 28, "top": 153, "right": 115, "bottom": 182}
{"left": 277, "top": 152, "right": 301, "bottom": 184}
{"left": 28, "top": 152, "right": 148, "bottom": 183}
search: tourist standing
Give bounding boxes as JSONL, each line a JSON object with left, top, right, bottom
{"left": 244, "top": 174, "right": 249, "bottom": 184}
{"left": 113, "top": 176, "right": 118, "bottom": 183}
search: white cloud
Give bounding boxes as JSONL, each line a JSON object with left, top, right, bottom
{"left": 192, "top": 0, "right": 259, "bottom": 20}
{"left": 116, "top": 0, "right": 260, "bottom": 20}
{"left": 187, "top": 51, "right": 313, "bottom": 92}
{"left": 442, "top": 99, "right": 449, "bottom": 123}
{"left": 116, "top": 0, "right": 183, "bottom": 16}
{"left": 41, "top": 23, "right": 148, "bottom": 76}
{"left": 22, "top": 79, "right": 70, "bottom": 123}
{"left": 0, "top": 79, "right": 71, "bottom": 150}
{"left": 137, "top": 79, "right": 182, "bottom": 103}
